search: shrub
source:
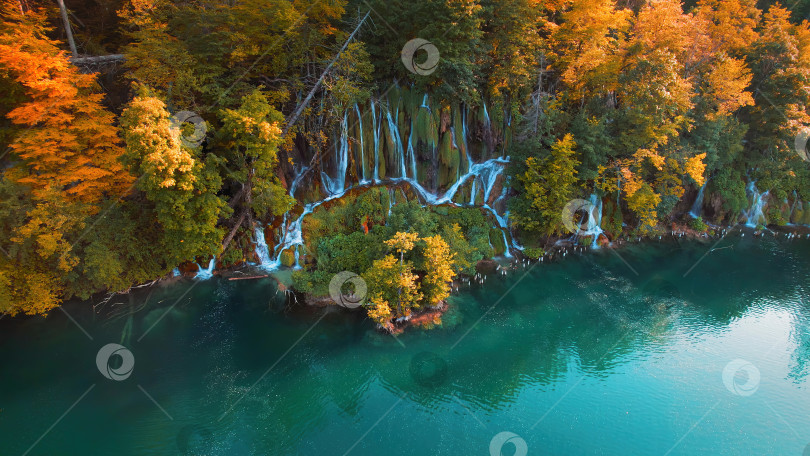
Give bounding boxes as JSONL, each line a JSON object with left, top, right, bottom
{"left": 766, "top": 206, "right": 786, "bottom": 226}
{"left": 523, "top": 247, "right": 544, "bottom": 259}
{"left": 689, "top": 216, "right": 708, "bottom": 232}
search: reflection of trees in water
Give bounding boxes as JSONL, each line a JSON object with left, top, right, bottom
{"left": 171, "top": 238, "right": 810, "bottom": 451}
{"left": 374, "top": 261, "right": 683, "bottom": 411}
{"left": 682, "top": 236, "right": 809, "bottom": 326}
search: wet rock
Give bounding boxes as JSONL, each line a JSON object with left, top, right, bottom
{"left": 476, "top": 259, "right": 499, "bottom": 275}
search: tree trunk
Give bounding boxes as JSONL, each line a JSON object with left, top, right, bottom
{"left": 222, "top": 10, "right": 369, "bottom": 256}
{"left": 55, "top": 0, "right": 78, "bottom": 58}
{"left": 281, "top": 11, "right": 370, "bottom": 138}
{"left": 221, "top": 208, "right": 248, "bottom": 253}
{"left": 71, "top": 54, "right": 125, "bottom": 65}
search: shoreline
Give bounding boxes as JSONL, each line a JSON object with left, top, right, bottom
{"left": 4, "top": 221, "right": 807, "bottom": 328}
{"left": 260, "top": 221, "right": 810, "bottom": 334}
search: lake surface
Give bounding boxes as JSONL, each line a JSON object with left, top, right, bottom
{"left": 1, "top": 232, "right": 809, "bottom": 455}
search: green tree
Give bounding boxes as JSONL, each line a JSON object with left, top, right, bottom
{"left": 120, "top": 93, "right": 229, "bottom": 264}
{"left": 512, "top": 134, "right": 581, "bottom": 236}
{"left": 218, "top": 90, "right": 294, "bottom": 220}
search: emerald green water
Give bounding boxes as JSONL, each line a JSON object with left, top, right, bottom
{"left": 2, "top": 234, "right": 809, "bottom": 455}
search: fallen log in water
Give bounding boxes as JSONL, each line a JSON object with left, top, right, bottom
{"left": 228, "top": 275, "right": 269, "bottom": 281}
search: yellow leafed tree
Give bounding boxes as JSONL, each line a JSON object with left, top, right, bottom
{"left": 421, "top": 235, "right": 456, "bottom": 307}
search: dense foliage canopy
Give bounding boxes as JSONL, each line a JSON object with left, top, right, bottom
{"left": 1, "top": 0, "right": 810, "bottom": 326}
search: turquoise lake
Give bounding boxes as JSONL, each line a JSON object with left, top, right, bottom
{"left": 1, "top": 232, "right": 809, "bottom": 455}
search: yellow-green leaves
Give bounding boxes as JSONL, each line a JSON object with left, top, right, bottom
{"left": 513, "top": 134, "right": 580, "bottom": 236}
{"left": 421, "top": 235, "right": 455, "bottom": 307}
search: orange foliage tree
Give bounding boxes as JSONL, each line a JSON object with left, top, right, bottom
{"left": 0, "top": 0, "right": 132, "bottom": 206}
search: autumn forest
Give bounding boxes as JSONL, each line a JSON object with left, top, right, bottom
{"left": 2, "top": 0, "right": 810, "bottom": 327}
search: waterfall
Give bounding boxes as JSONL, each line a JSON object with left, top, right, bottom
{"left": 355, "top": 104, "right": 367, "bottom": 183}
{"left": 254, "top": 188, "right": 352, "bottom": 271}
{"left": 255, "top": 157, "right": 515, "bottom": 271}
{"left": 288, "top": 166, "right": 309, "bottom": 199}
{"left": 481, "top": 101, "right": 491, "bottom": 128}
{"left": 743, "top": 181, "right": 769, "bottom": 228}
{"left": 372, "top": 103, "right": 380, "bottom": 182}
{"left": 195, "top": 256, "right": 215, "bottom": 280}
{"left": 587, "top": 194, "right": 605, "bottom": 248}
{"left": 450, "top": 126, "right": 460, "bottom": 183}
{"left": 255, "top": 94, "right": 522, "bottom": 270}
{"left": 385, "top": 108, "right": 407, "bottom": 178}
{"left": 254, "top": 225, "right": 278, "bottom": 270}
{"left": 321, "top": 112, "right": 349, "bottom": 195}
{"left": 397, "top": 157, "right": 509, "bottom": 206}
{"left": 481, "top": 163, "right": 500, "bottom": 202}
{"left": 689, "top": 180, "right": 707, "bottom": 218}
{"left": 462, "top": 106, "right": 472, "bottom": 170}
{"left": 788, "top": 191, "right": 799, "bottom": 224}
{"left": 482, "top": 204, "right": 513, "bottom": 258}
{"left": 572, "top": 194, "right": 604, "bottom": 248}
{"left": 407, "top": 118, "right": 417, "bottom": 179}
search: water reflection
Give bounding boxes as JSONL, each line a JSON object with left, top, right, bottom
{"left": 0, "top": 237, "right": 809, "bottom": 455}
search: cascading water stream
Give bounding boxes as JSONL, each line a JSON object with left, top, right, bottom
{"left": 321, "top": 112, "right": 349, "bottom": 195}
{"left": 195, "top": 256, "right": 216, "bottom": 280}
{"left": 463, "top": 107, "right": 472, "bottom": 171}
{"left": 481, "top": 101, "right": 491, "bottom": 128}
{"left": 689, "top": 180, "right": 707, "bottom": 218}
{"left": 587, "top": 194, "right": 604, "bottom": 248}
{"left": 372, "top": 103, "right": 380, "bottom": 182}
{"left": 254, "top": 226, "right": 276, "bottom": 269}
{"left": 354, "top": 104, "right": 367, "bottom": 183}
{"left": 252, "top": 96, "right": 523, "bottom": 270}
{"left": 787, "top": 191, "right": 799, "bottom": 224}
{"left": 567, "top": 194, "right": 605, "bottom": 248}
{"left": 288, "top": 166, "right": 309, "bottom": 199}
{"left": 397, "top": 157, "right": 510, "bottom": 206}
{"left": 744, "top": 181, "right": 769, "bottom": 228}
{"left": 407, "top": 119, "right": 417, "bottom": 179}
{"left": 385, "top": 107, "right": 407, "bottom": 179}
